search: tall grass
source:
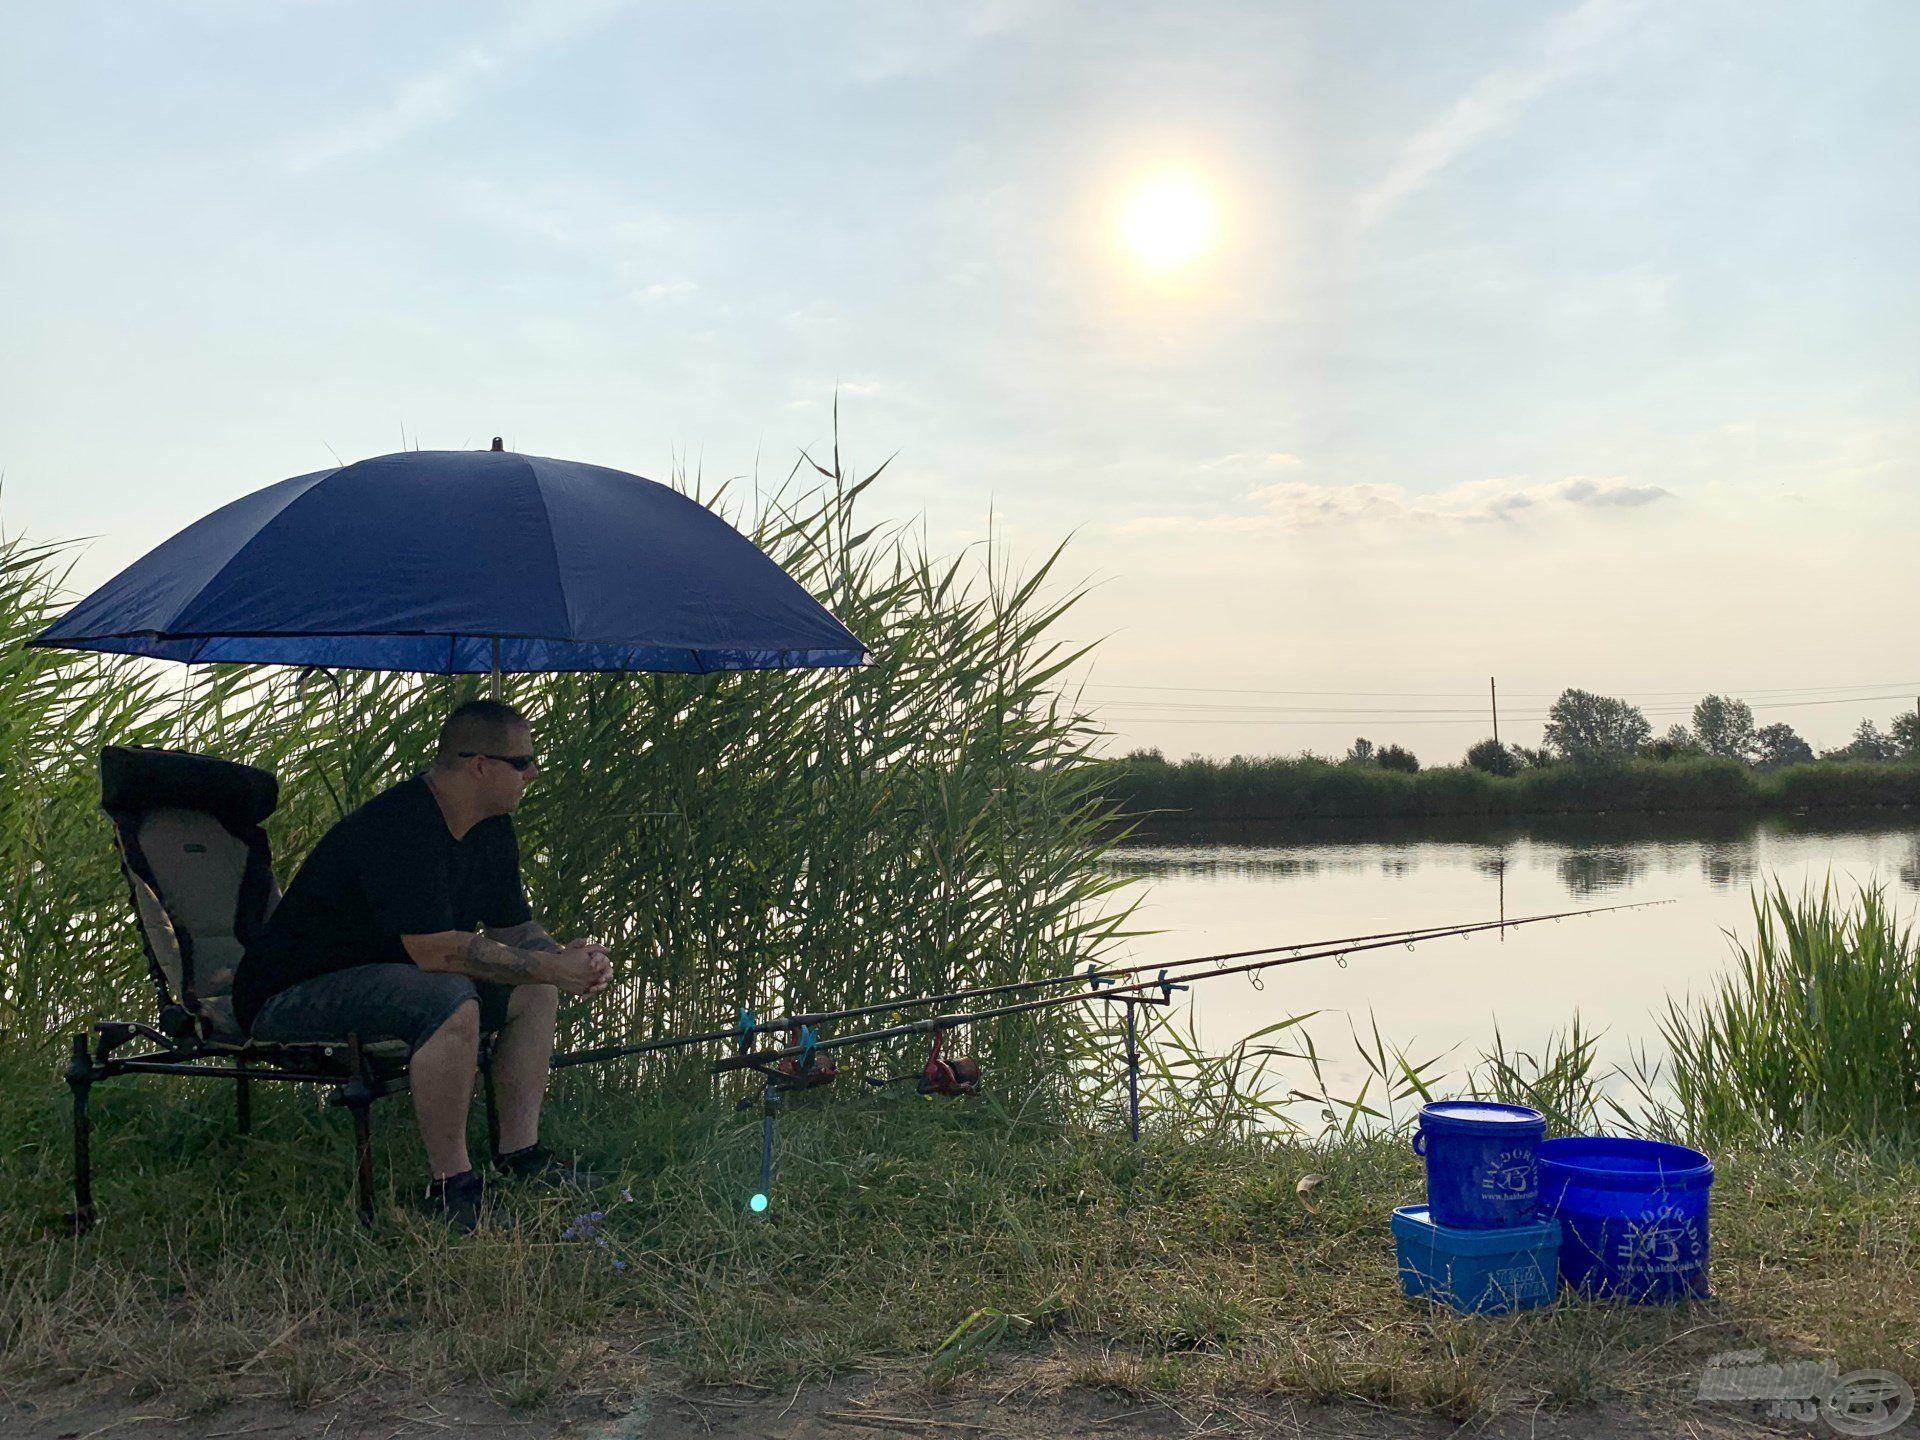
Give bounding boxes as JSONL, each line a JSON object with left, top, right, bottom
{"left": 0, "top": 531, "right": 188, "bottom": 1045}
{"left": 0, "top": 453, "right": 1135, "bottom": 1104}
{"left": 1656, "top": 881, "right": 1920, "bottom": 1151}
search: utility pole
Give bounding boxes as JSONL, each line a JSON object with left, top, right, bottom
{"left": 1490, "top": 676, "right": 1500, "bottom": 745}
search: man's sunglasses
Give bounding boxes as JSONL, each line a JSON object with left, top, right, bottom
{"left": 459, "top": 751, "right": 540, "bottom": 772}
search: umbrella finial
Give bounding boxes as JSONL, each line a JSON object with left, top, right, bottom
{"left": 490, "top": 437, "right": 504, "bottom": 452}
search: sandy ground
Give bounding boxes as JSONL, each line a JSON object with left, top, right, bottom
{"left": 0, "top": 1360, "right": 1850, "bottom": 1440}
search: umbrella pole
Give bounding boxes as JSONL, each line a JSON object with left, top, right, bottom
{"left": 489, "top": 637, "right": 502, "bottom": 701}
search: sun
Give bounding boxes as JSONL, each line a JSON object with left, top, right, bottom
{"left": 1121, "top": 174, "right": 1216, "bottom": 268}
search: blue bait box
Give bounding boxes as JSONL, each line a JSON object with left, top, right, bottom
{"left": 1391, "top": 1204, "right": 1561, "bottom": 1315}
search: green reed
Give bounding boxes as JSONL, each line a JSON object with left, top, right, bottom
{"left": 1654, "top": 880, "right": 1920, "bottom": 1150}
{"left": 0, "top": 452, "right": 1136, "bottom": 1103}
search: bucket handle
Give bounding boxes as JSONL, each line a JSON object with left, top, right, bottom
{"left": 1411, "top": 1127, "right": 1426, "bottom": 1157}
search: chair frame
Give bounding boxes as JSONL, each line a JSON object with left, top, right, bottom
{"left": 66, "top": 747, "right": 499, "bottom": 1230}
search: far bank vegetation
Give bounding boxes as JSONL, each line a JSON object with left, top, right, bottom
{"left": 1096, "top": 689, "right": 1920, "bottom": 824}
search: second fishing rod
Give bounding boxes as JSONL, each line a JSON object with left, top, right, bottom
{"left": 717, "top": 897, "right": 1670, "bottom": 1213}
{"left": 552, "top": 900, "right": 1657, "bottom": 1072}
{"left": 716, "top": 898, "right": 1665, "bottom": 1209}
{"left": 713, "top": 898, "right": 1667, "bottom": 1079}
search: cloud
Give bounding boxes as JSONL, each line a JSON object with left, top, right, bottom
{"left": 446, "top": 176, "right": 696, "bottom": 304}
{"left": 1355, "top": 0, "right": 1645, "bottom": 228}
{"left": 285, "top": 0, "right": 622, "bottom": 171}
{"left": 1198, "top": 452, "right": 1303, "bottom": 474}
{"left": 629, "top": 279, "right": 698, "bottom": 305}
{"left": 841, "top": 0, "right": 1042, "bottom": 82}
{"left": 781, "top": 378, "right": 897, "bottom": 412}
{"left": 452, "top": 176, "right": 676, "bottom": 255}
{"left": 1122, "top": 475, "right": 1672, "bottom": 533}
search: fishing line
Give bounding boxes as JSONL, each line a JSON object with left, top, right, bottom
{"left": 711, "top": 899, "right": 1673, "bottom": 1074}
{"left": 551, "top": 901, "right": 1661, "bottom": 1071}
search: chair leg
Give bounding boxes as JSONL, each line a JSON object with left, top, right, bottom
{"left": 65, "top": 1033, "right": 96, "bottom": 1233}
{"left": 344, "top": 1033, "right": 375, "bottom": 1228}
{"left": 234, "top": 1058, "right": 252, "bottom": 1136}
{"left": 480, "top": 1036, "right": 501, "bottom": 1162}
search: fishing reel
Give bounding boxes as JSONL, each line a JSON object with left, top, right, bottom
{"left": 863, "top": 1029, "right": 981, "bottom": 1096}
{"left": 774, "top": 1024, "right": 837, "bottom": 1090}
{"left": 917, "top": 1032, "right": 981, "bottom": 1096}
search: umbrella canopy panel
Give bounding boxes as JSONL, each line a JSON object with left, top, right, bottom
{"left": 33, "top": 450, "right": 866, "bottom": 674}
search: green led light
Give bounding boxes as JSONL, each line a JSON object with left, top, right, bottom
{"left": 749, "top": 1192, "right": 769, "bottom": 1213}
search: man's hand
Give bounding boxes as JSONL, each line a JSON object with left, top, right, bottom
{"left": 558, "top": 938, "right": 613, "bottom": 998}
{"left": 411, "top": 928, "right": 614, "bottom": 994}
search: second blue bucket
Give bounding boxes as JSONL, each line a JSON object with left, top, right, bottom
{"left": 1538, "top": 1136, "right": 1713, "bottom": 1302}
{"left": 1413, "top": 1100, "right": 1548, "bottom": 1229}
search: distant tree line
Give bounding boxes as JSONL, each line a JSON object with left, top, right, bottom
{"left": 1482, "top": 689, "right": 1917, "bottom": 773}
{"left": 1094, "top": 689, "right": 1920, "bottom": 824}
{"left": 1315, "top": 690, "right": 1916, "bottom": 776}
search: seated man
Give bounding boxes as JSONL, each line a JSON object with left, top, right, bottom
{"left": 231, "top": 698, "right": 612, "bottom": 1228}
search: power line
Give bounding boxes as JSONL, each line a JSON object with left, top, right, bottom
{"left": 1096, "top": 694, "right": 1920, "bottom": 729}
{"left": 1083, "top": 679, "right": 1920, "bottom": 700}
{"left": 1096, "top": 691, "right": 1918, "bottom": 721}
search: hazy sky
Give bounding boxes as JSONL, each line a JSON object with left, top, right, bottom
{"left": 4, "top": 1, "right": 1915, "bottom": 759}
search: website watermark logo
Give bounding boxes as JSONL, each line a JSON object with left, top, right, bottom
{"left": 1699, "top": 1349, "right": 1914, "bottom": 1436}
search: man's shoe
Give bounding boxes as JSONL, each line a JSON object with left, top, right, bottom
{"left": 496, "top": 1143, "right": 611, "bottom": 1190}
{"left": 421, "top": 1168, "right": 490, "bottom": 1233}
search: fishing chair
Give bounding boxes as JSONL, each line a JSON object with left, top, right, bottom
{"left": 65, "top": 745, "right": 498, "bottom": 1229}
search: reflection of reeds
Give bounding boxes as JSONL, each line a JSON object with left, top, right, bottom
{"left": 0, "top": 454, "right": 1136, "bottom": 1093}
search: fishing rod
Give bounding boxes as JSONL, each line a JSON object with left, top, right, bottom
{"left": 551, "top": 900, "right": 1656, "bottom": 1072}
{"left": 715, "top": 897, "right": 1670, "bottom": 1215}
{"left": 712, "top": 899, "right": 1667, "bottom": 1080}
{"left": 718, "top": 897, "right": 1669, "bottom": 1214}
{"left": 553, "top": 914, "right": 1508, "bottom": 1070}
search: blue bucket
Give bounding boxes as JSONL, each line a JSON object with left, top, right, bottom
{"left": 1413, "top": 1100, "right": 1547, "bottom": 1229}
{"left": 1537, "top": 1136, "right": 1713, "bottom": 1302}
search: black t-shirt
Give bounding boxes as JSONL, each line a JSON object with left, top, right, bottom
{"left": 232, "top": 774, "right": 532, "bottom": 1028}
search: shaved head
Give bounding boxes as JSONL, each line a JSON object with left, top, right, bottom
{"left": 434, "top": 699, "right": 530, "bottom": 769}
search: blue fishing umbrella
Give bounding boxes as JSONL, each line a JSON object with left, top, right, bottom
{"left": 31, "top": 444, "right": 866, "bottom": 686}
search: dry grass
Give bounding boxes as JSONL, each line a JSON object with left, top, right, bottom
{"left": 2, "top": 1065, "right": 1914, "bottom": 1425}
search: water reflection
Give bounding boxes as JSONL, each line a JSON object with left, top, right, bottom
{"left": 1698, "top": 839, "right": 1760, "bottom": 891}
{"left": 1554, "top": 849, "right": 1647, "bottom": 896}
{"left": 1109, "top": 809, "right": 1920, "bottom": 880}
{"left": 1099, "top": 809, "right": 1920, "bottom": 1105}
{"left": 1901, "top": 837, "right": 1920, "bottom": 893}
{"left": 1117, "top": 807, "right": 1919, "bottom": 856}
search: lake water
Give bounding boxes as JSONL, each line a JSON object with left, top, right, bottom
{"left": 1098, "top": 812, "right": 1920, "bottom": 1118}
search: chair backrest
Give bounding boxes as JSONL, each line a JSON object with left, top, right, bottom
{"left": 100, "top": 747, "right": 281, "bottom": 1041}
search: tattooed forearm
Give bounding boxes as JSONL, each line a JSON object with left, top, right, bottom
{"left": 456, "top": 933, "right": 548, "bottom": 984}
{"left": 483, "top": 920, "right": 564, "bottom": 954}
